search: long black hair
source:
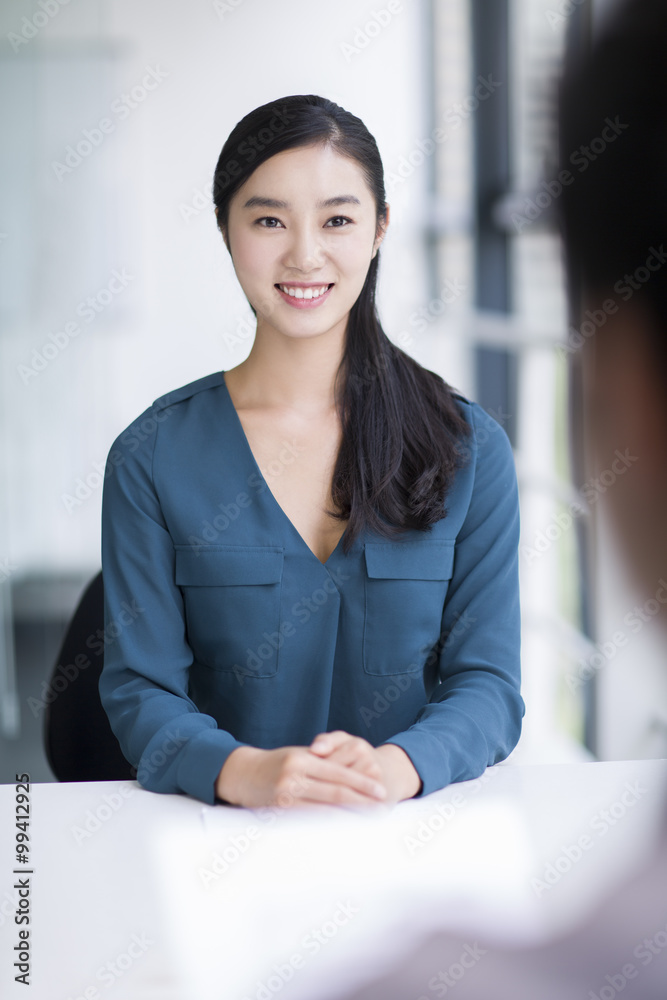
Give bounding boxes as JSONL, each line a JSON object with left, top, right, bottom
{"left": 213, "top": 94, "right": 472, "bottom": 554}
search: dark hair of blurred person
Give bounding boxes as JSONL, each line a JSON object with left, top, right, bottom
{"left": 558, "top": 0, "right": 667, "bottom": 598}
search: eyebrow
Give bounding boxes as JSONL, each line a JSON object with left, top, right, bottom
{"left": 241, "top": 195, "right": 362, "bottom": 210}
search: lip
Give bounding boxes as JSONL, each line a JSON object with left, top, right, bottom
{"left": 275, "top": 282, "right": 334, "bottom": 309}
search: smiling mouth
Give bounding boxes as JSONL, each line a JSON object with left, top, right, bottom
{"left": 275, "top": 283, "right": 334, "bottom": 300}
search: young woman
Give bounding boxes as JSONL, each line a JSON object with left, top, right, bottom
{"left": 98, "top": 94, "right": 524, "bottom": 809}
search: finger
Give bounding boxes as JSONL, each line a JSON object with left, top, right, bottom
{"left": 309, "top": 730, "right": 350, "bottom": 755}
{"left": 313, "top": 743, "right": 383, "bottom": 781}
{"left": 283, "top": 779, "right": 390, "bottom": 809}
{"left": 275, "top": 748, "right": 387, "bottom": 803}
{"left": 303, "top": 755, "right": 387, "bottom": 800}
{"left": 310, "top": 732, "right": 378, "bottom": 771}
{"left": 309, "top": 732, "right": 383, "bottom": 778}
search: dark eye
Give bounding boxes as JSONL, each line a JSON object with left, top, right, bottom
{"left": 255, "top": 217, "right": 284, "bottom": 228}
{"left": 326, "top": 216, "right": 353, "bottom": 228}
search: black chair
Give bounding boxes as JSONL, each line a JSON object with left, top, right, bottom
{"left": 43, "top": 571, "right": 137, "bottom": 782}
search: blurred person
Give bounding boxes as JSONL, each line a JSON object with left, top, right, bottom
{"left": 98, "top": 94, "right": 523, "bottom": 810}
{"left": 315, "top": 0, "right": 667, "bottom": 997}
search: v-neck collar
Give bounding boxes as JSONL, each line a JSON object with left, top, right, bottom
{"left": 219, "top": 370, "right": 350, "bottom": 568}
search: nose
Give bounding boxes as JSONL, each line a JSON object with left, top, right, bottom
{"left": 281, "top": 221, "right": 325, "bottom": 273}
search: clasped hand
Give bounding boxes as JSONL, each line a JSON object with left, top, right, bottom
{"left": 215, "top": 730, "right": 422, "bottom": 809}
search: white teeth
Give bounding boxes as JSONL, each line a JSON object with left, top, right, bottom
{"left": 278, "top": 284, "right": 330, "bottom": 300}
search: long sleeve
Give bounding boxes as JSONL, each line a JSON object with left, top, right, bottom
{"left": 98, "top": 374, "right": 524, "bottom": 806}
{"left": 380, "top": 402, "right": 524, "bottom": 796}
{"left": 98, "top": 401, "right": 248, "bottom": 804}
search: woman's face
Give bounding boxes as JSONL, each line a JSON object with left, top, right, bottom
{"left": 221, "top": 142, "right": 388, "bottom": 343}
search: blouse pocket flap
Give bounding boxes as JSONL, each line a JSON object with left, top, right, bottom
{"left": 364, "top": 539, "right": 455, "bottom": 581}
{"left": 174, "top": 545, "right": 284, "bottom": 586}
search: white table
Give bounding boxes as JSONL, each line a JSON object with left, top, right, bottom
{"left": 1, "top": 759, "right": 666, "bottom": 1000}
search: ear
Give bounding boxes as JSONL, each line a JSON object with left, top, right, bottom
{"left": 372, "top": 204, "right": 390, "bottom": 259}
{"left": 215, "top": 207, "right": 230, "bottom": 252}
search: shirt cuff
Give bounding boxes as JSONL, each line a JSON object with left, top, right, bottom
{"left": 379, "top": 732, "right": 454, "bottom": 798}
{"left": 173, "top": 728, "right": 250, "bottom": 805}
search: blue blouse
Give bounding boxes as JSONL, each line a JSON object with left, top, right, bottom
{"left": 98, "top": 370, "right": 524, "bottom": 805}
